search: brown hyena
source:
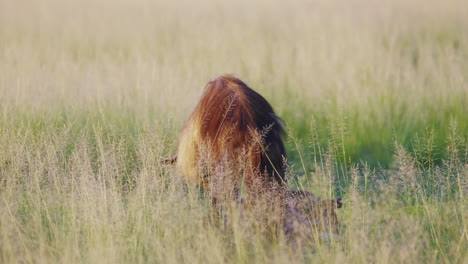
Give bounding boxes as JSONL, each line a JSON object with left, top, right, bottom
{"left": 161, "top": 75, "right": 342, "bottom": 242}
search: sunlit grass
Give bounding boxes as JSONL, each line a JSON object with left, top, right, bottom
{"left": 0, "top": 0, "right": 467, "bottom": 263}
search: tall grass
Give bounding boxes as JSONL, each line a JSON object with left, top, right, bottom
{"left": 0, "top": 0, "right": 467, "bottom": 263}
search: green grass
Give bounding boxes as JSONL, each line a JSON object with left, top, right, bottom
{"left": 0, "top": 0, "right": 467, "bottom": 263}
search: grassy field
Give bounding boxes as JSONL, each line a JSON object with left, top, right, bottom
{"left": 0, "top": 0, "right": 467, "bottom": 263}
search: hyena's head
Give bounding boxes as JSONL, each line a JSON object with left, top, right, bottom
{"left": 284, "top": 190, "right": 342, "bottom": 244}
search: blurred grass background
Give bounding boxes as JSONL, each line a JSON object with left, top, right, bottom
{"left": 1, "top": 0, "right": 466, "bottom": 168}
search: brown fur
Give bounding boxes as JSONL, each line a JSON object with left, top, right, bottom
{"left": 176, "top": 75, "right": 287, "bottom": 196}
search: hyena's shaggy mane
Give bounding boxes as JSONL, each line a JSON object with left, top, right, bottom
{"left": 176, "top": 75, "right": 287, "bottom": 192}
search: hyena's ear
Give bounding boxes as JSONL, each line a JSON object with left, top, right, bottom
{"left": 160, "top": 155, "right": 177, "bottom": 165}
{"left": 336, "top": 197, "right": 343, "bottom": 209}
